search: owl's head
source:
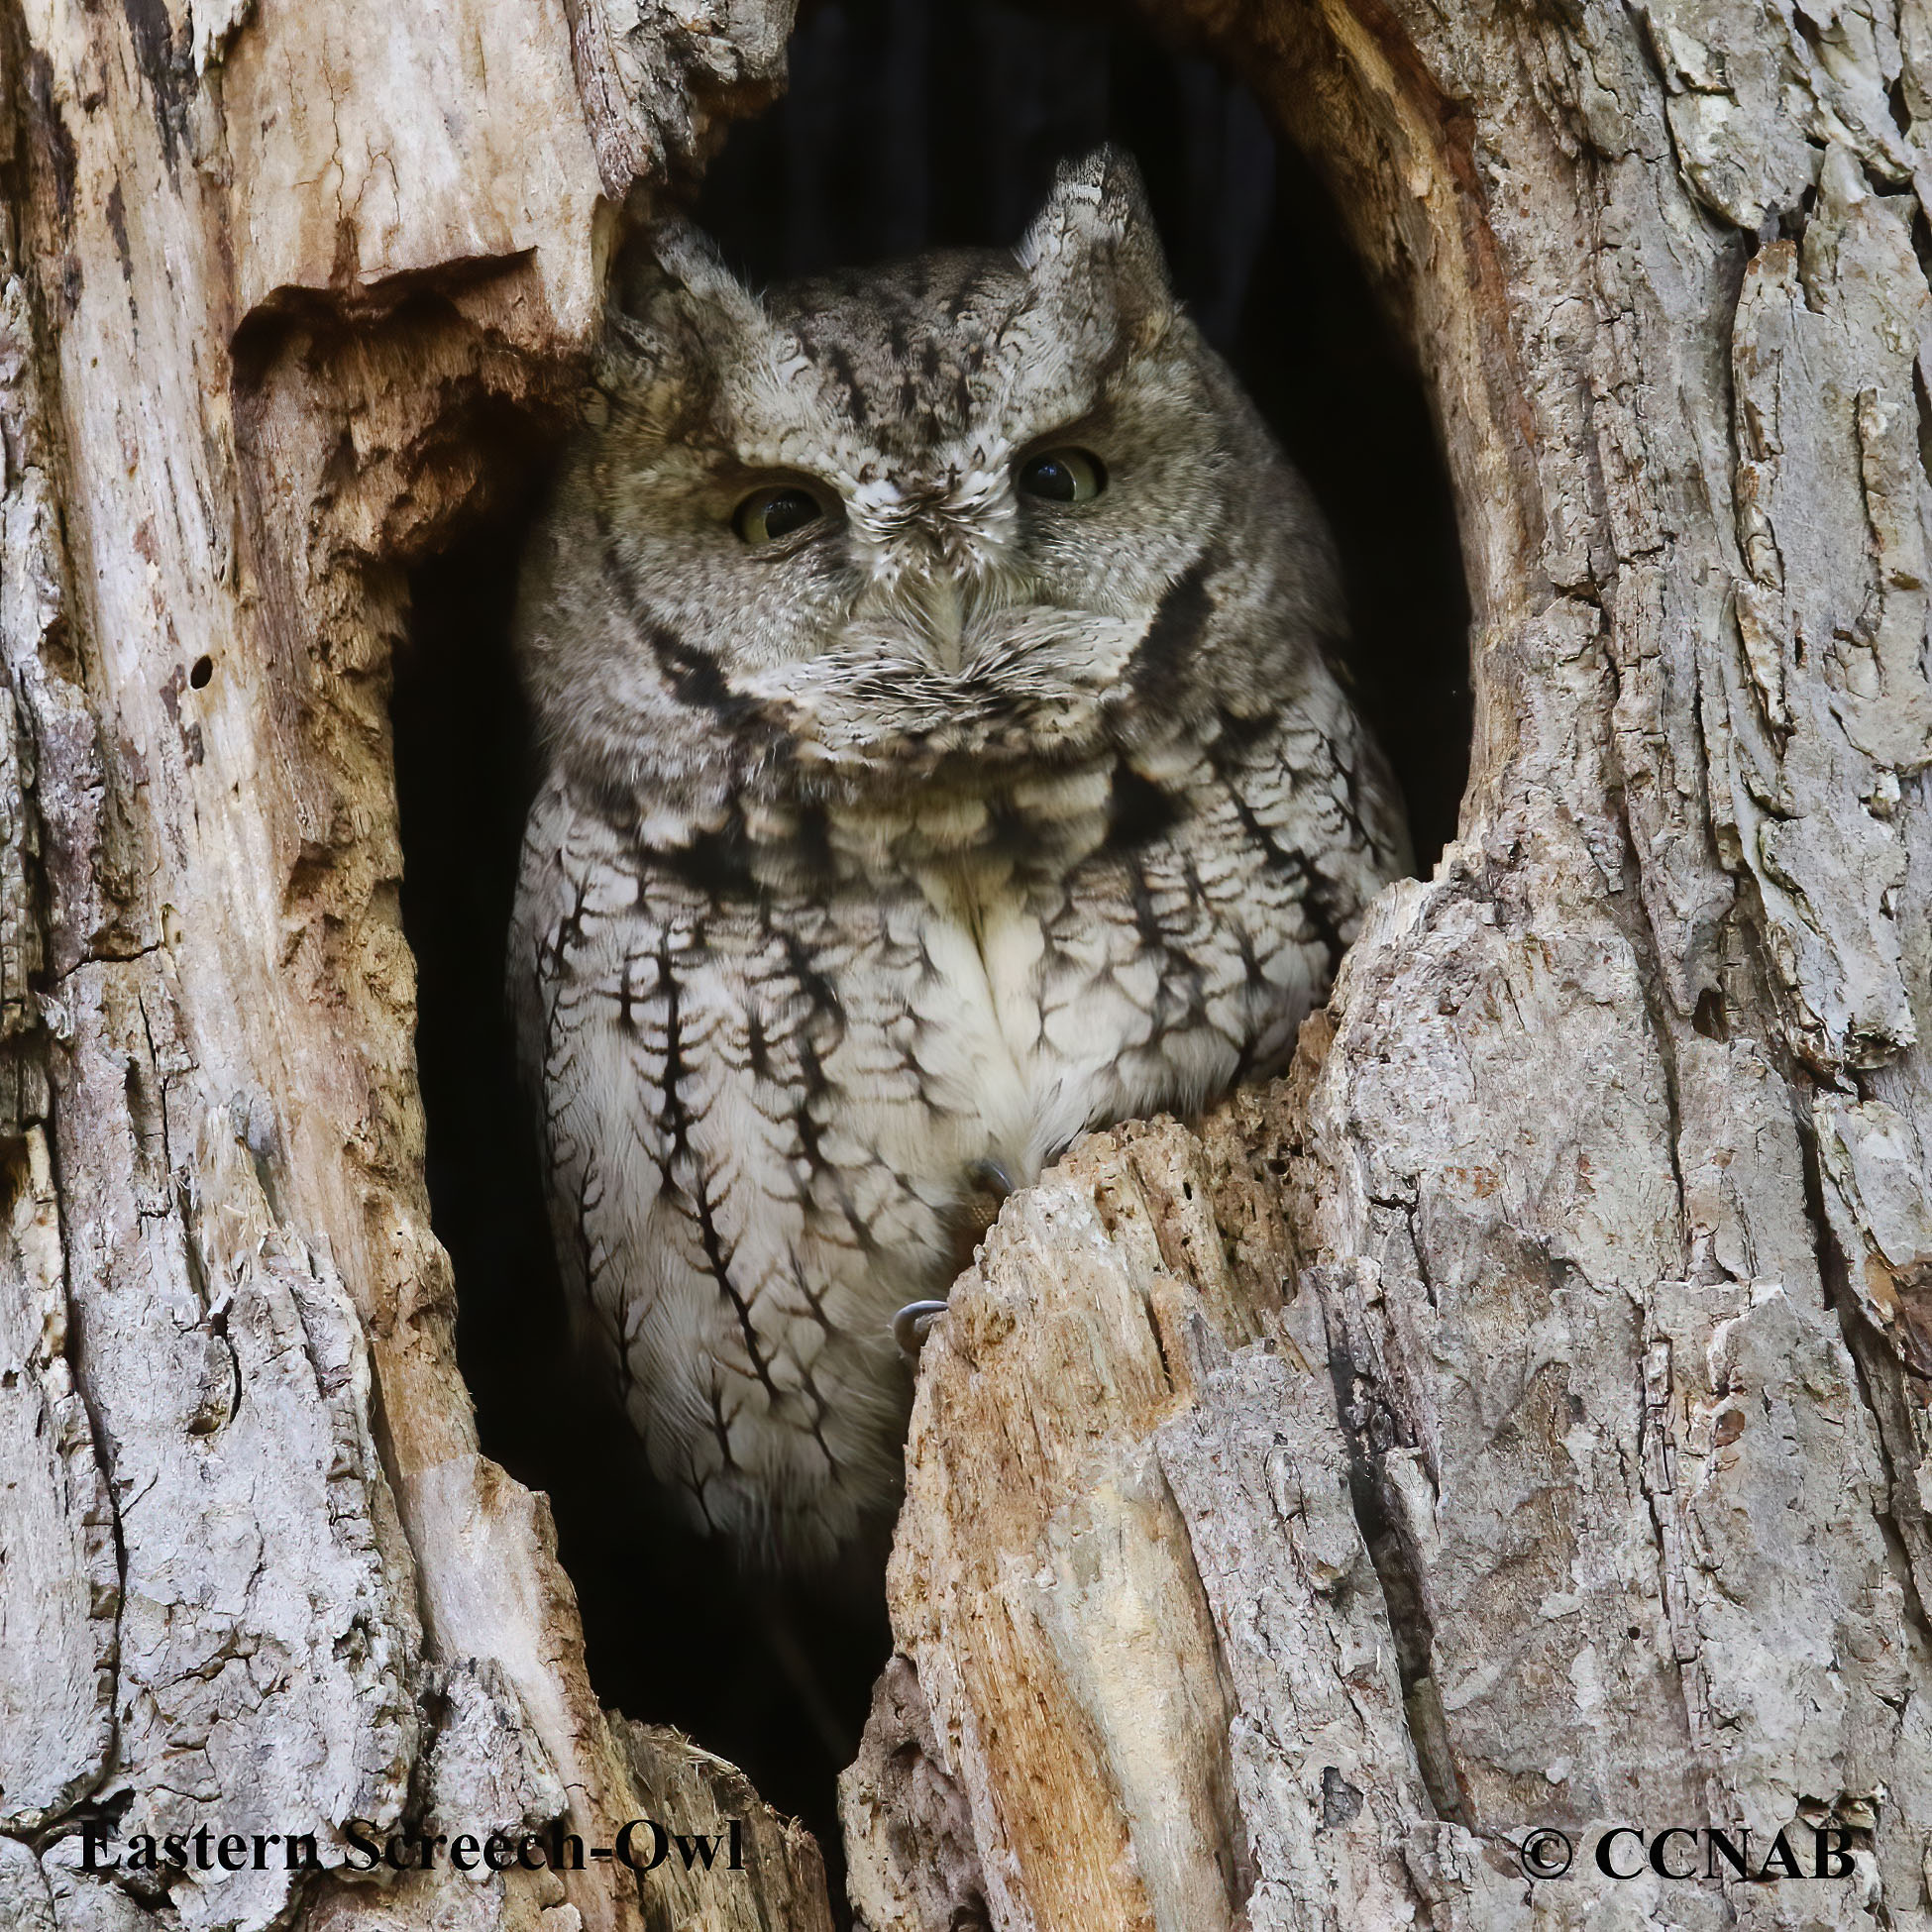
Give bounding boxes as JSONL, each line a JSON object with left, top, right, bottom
{"left": 518, "top": 146, "right": 1342, "bottom": 824}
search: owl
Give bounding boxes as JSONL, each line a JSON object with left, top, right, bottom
{"left": 508, "top": 147, "right": 1410, "bottom": 1566}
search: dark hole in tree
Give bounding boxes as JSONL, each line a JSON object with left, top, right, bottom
{"left": 393, "top": 0, "right": 1470, "bottom": 1918}
{"left": 698, "top": 0, "right": 1471, "bottom": 862}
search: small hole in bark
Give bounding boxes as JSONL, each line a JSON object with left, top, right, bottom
{"left": 188, "top": 654, "right": 213, "bottom": 689}
{"left": 1693, "top": 987, "right": 1728, "bottom": 1039}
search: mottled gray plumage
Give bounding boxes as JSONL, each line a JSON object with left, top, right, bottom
{"left": 509, "top": 148, "right": 1409, "bottom": 1563}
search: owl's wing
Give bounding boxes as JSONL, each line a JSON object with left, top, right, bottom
{"left": 1024, "top": 665, "right": 1409, "bottom": 1138}
{"left": 508, "top": 779, "right": 955, "bottom": 1560}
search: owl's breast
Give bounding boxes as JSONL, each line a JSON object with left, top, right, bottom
{"left": 857, "top": 739, "right": 1312, "bottom": 1175}
{"left": 817, "top": 755, "right": 1119, "bottom": 881}
{"left": 805, "top": 769, "right": 1113, "bottom": 1187}
{"left": 513, "top": 667, "right": 1399, "bottom": 1556}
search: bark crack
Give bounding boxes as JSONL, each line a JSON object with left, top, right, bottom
{"left": 1804, "top": 1116, "right": 1932, "bottom": 1652}
{"left": 1315, "top": 1280, "right": 1469, "bottom": 1829}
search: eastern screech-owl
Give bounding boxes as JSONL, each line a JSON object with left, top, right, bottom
{"left": 509, "top": 148, "right": 1409, "bottom": 1565}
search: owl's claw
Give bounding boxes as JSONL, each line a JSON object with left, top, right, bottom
{"left": 966, "top": 1156, "right": 1015, "bottom": 1198}
{"left": 892, "top": 1299, "right": 950, "bottom": 1358}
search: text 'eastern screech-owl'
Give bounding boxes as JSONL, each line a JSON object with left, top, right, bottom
{"left": 509, "top": 148, "right": 1409, "bottom": 1564}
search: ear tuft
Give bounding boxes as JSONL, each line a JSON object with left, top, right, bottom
{"left": 614, "top": 219, "right": 764, "bottom": 329}
{"left": 1015, "top": 145, "right": 1171, "bottom": 307}
{"left": 597, "top": 220, "right": 765, "bottom": 417}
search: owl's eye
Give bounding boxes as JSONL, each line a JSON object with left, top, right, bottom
{"left": 733, "top": 484, "right": 828, "bottom": 547}
{"left": 1016, "top": 449, "right": 1107, "bottom": 504}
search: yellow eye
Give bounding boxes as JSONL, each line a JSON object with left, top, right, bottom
{"left": 1017, "top": 448, "right": 1107, "bottom": 503}
{"left": 733, "top": 484, "right": 827, "bottom": 546}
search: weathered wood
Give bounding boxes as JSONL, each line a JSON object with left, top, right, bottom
{"left": 617, "top": 1723, "right": 836, "bottom": 1932}
{"left": 841, "top": 1657, "right": 990, "bottom": 1932}
{"left": 848, "top": 0, "right": 1932, "bottom": 1926}
{"left": 863, "top": 1121, "right": 1265, "bottom": 1932}
{"left": 0, "top": 1125, "right": 115, "bottom": 1836}
{"left": 852, "top": 1108, "right": 1428, "bottom": 1932}
{"left": 8, "top": 0, "right": 1932, "bottom": 1925}
{"left": 0, "top": 0, "right": 817, "bottom": 1926}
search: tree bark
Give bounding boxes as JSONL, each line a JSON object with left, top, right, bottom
{"left": 0, "top": 1, "right": 827, "bottom": 1928}
{"left": 2, "top": 0, "right": 1929, "bottom": 1928}
{"left": 846, "top": 1, "right": 1932, "bottom": 1926}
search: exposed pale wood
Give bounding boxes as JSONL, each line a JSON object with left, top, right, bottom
{"left": 0, "top": 0, "right": 805, "bottom": 1927}
{"left": 867, "top": 1122, "right": 1264, "bottom": 1932}
{"left": 0, "top": 1126, "right": 116, "bottom": 1835}
{"left": 850, "top": 0, "right": 1932, "bottom": 1926}
{"left": 8, "top": 0, "right": 1932, "bottom": 1925}
{"left": 615, "top": 1722, "right": 837, "bottom": 1932}
{"left": 219, "top": 0, "right": 607, "bottom": 329}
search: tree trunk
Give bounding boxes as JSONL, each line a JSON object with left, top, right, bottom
{"left": 0, "top": 1, "right": 829, "bottom": 1928}
{"left": 2, "top": 0, "right": 1929, "bottom": 1927}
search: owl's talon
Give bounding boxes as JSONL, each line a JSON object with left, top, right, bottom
{"left": 967, "top": 1156, "right": 1015, "bottom": 1198}
{"left": 893, "top": 1299, "right": 950, "bottom": 1357}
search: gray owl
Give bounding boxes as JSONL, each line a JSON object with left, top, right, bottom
{"left": 509, "top": 148, "right": 1410, "bottom": 1565}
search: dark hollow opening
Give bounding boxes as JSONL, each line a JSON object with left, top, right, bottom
{"left": 698, "top": 0, "right": 1471, "bottom": 861}
{"left": 392, "top": 0, "right": 1470, "bottom": 1919}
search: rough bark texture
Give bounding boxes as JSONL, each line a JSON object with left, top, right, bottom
{"left": 0, "top": 0, "right": 819, "bottom": 1927}
{"left": 4, "top": 0, "right": 1931, "bottom": 1927}
{"left": 846, "top": 0, "right": 1932, "bottom": 1927}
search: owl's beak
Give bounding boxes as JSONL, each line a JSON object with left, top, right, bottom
{"left": 912, "top": 568, "right": 968, "bottom": 675}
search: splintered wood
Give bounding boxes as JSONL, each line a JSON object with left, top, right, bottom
{"left": 845, "top": 1111, "right": 1442, "bottom": 1932}
{"left": 7, "top": 0, "right": 1932, "bottom": 1924}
